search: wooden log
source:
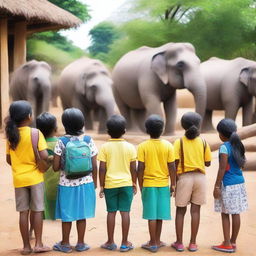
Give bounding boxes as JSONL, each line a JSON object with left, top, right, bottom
{"left": 0, "top": 18, "right": 9, "bottom": 126}
{"left": 13, "top": 21, "right": 27, "bottom": 70}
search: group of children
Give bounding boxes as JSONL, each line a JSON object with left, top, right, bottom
{"left": 5, "top": 100, "right": 248, "bottom": 254}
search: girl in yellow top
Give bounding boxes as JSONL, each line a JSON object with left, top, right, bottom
{"left": 172, "top": 112, "right": 211, "bottom": 252}
{"left": 5, "top": 101, "right": 50, "bottom": 255}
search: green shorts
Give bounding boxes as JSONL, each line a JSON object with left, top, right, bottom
{"left": 142, "top": 186, "right": 171, "bottom": 220}
{"left": 104, "top": 186, "right": 133, "bottom": 212}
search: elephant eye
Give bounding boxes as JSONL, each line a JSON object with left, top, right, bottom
{"left": 86, "top": 73, "right": 96, "bottom": 79}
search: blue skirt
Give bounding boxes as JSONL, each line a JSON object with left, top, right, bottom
{"left": 55, "top": 182, "right": 95, "bottom": 222}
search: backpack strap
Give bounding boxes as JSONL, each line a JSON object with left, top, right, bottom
{"left": 83, "top": 135, "right": 91, "bottom": 144}
{"left": 31, "top": 128, "right": 40, "bottom": 162}
{"left": 59, "top": 136, "right": 70, "bottom": 147}
{"left": 180, "top": 138, "right": 185, "bottom": 173}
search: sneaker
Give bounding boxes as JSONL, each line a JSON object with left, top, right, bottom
{"left": 171, "top": 242, "right": 185, "bottom": 252}
{"left": 212, "top": 244, "right": 235, "bottom": 253}
{"left": 188, "top": 243, "right": 198, "bottom": 252}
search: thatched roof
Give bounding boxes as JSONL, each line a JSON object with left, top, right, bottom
{"left": 0, "top": 0, "right": 82, "bottom": 32}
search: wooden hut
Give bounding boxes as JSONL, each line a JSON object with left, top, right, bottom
{"left": 0, "top": 0, "right": 82, "bottom": 125}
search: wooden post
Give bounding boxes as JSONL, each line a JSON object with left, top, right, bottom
{"left": 13, "top": 21, "right": 27, "bottom": 70}
{"left": 0, "top": 18, "right": 9, "bottom": 127}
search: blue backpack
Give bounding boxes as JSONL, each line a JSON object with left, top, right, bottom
{"left": 60, "top": 136, "right": 92, "bottom": 179}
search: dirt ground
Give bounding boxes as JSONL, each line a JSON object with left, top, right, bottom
{"left": 0, "top": 98, "right": 255, "bottom": 256}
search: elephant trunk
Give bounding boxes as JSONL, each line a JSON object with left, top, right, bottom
{"left": 184, "top": 70, "right": 207, "bottom": 119}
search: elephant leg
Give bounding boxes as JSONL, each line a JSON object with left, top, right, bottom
{"left": 163, "top": 92, "right": 176, "bottom": 135}
{"left": 112, "top": 87, "right": 133, "bottom": 130}
{"left": 130, "top": 109, "right": 146, "bottom": 132}
{"left": 225, "top": 102, "right": 240, "bottom": 121}
{"left": 242, "top": 99, "right": 253, "bottom": 126}
{"left": 202, "top": 109, "right": 214, "bottom": 132}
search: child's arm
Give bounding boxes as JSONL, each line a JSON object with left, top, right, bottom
{"left": 130, "top": 160, "right": 137, "bottom": 194}
{"left": 168, "top": 161, "right": 176, "bottom": 196}
{"left": 53, "top": 153, "right": 61, "bottom": 172}
{"left": 137, "top": 161, "right": 145, "bottom": 192}
{"left": 91, "top": 155, "right": 97, "bottom": 188}
{"left": 99, "top": 161, "right": 106, "bottom": 198}
{"left": 213, "top": 153, "right": 228, "bottom": 199}
{"left": 6, "top": 154, "right": 11, "bottom": 166}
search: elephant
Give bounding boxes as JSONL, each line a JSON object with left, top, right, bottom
{"left": 112, "top": 42, "right": 207, "bottom": 134}
{"left": 59, "top": 57, "right": 116, "bottom": 132}
{"left": 200, "top": 57, "right": 256, "bottom": 131}
{"left": 10, "top": 60, "right": 52, "bottom": 118}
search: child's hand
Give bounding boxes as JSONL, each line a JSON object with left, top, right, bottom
{"left": 213, "top": 187, "right": 221, "bottom": 199}
{"left": 133, "top": 185, "right": 137, "bottom": 195}
{"left": 99, "top": 187, "right": 104, "bottom": 198}
{"left": 170, "top": 185, "right": 176, "bottom": 197}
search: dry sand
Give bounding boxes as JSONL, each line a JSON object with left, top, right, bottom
{"left": 0, "top": 102, "right": 255, "bottom": 256}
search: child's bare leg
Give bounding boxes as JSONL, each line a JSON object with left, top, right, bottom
{"left": 33, "top": 211, "right": 43, "bottom": 247}
{"left": 221, "top": 213, "right": 231, "bottom": 246}
{"left": 105, "top": 212, "right": 116, "bottom": 244}
{"left": 19, "top": 210, "right": 32, "bottom": 253}
{"left": 148, "top": 220, "right": 157, "bottom": 246}
{"left": 62, "top": 222, "right": 72, "bottom": 245}
{"left": 29, "top": 211, "right": 34, "bottom": 239}
{"left": 76, "top": 219, "right": 86, "bottom": 244}
{"left": 120, "top": 211, "right": 131, "bottom": 246}
{"left": 175, "top": 206, "right": 187, "bottom": 243}
{"left": 156, "top": 220, "right": 164, "bottom": 246}
{"left": 230, "top": 214, "right": 240, "bottom": 245}
{"left": 190, "top": 203, "right": 201, "bottom": 244}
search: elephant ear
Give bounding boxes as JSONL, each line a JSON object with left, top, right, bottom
{"left": 239, "top": 68, "right": 249, "bottom": 86}
{"left": 151, "top": 52, "right": 168, "bottom": 84}
{"left": 75, "top": 73, "right": 86, "bottom": 95}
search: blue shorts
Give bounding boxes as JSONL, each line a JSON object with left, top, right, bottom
{"left": 55, "top": 182, "right": 95, "bottom": 222}
{"left": 142, "top": 186, "right": 171, "bottom": 220}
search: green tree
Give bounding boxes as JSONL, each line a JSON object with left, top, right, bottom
{"left": 88, "top": 22, "right": 121, "bottom": 60}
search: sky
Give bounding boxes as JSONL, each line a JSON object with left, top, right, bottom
{"left": 60, "top": 0, "right": 127, "bottom": 50}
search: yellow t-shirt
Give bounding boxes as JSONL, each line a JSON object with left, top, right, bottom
{"left": 6, "top": 127, "right": 47, "bottom": 188}
{"left": 98, "top": 139, "right": 136, "bottom": 189}
{"left": 137, "top": 139, "right": 175, "bottom": 187}
{"left": 174, "top": 136, "right": 212, "bottom": 175}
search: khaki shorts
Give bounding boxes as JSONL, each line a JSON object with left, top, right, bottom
{"left": 175, "top": 172, "right": 206, "bottom": 207}
{"left": 15, "top": 182, "right": 44, "bottom": 212}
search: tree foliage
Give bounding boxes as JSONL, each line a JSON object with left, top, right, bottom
{"left": 105, "top": 0, "right": 256, "bottom": 66}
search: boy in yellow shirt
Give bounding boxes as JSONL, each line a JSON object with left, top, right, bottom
{"left": 137, "top": 115, "right": 176, "bottom": 253}
{"left": 98, "top": 115, "right": 137, "bottom": 252}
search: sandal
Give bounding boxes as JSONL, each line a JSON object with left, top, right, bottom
{"left": 20, "top": 248, "right": 32, "bottom": 255}
{"left": 33, "top": 245, "right": 51, "bottom": 253}
{"left": 212, "top": 244, "right": 234, "bottom": 253}
{"left": 75, "top": 243, "right": 90, "bottom": 252}
{"left": 188, "top": 243, "right": 198, "bottom": 252}
{"left": 141, "top": 242, "right": 158, "bottom": 253}
{"left": 120, "top": 244, "right": 134, "bottom": 252}
{"left": 101, "top": 243, "right": 117, "bottom": 251}
{"left": 53, "top": 242, "right": 72, "bottom": 253}
{"left": 171, "top": 242, "right": 185, "bottom": 252}
{"left": 158, "top": 242, "right": 166, "bottom": 248}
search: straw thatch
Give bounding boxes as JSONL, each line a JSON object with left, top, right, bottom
{"left": 0, "top": 0, "right": 82, "bottom": 31}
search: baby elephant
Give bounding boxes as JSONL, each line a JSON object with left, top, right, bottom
{"left": 10, "top": 60, "right": 52, "bottom": 118}
{"left": 59, "top": 57, "right": 116, "bottom": 132}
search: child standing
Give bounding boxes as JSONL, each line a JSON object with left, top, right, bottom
{"left": 53, "top": 108, "right": 97, "bottom": 253}
{"left": 137, "top": 115, "right": 176, "bottom": 253}
{"left": 98, "top": 115, "right": 137, "bottom": 252}
{"left": 36, "top": 112, "right": 58, "bottom": 220}
{"left": 172, "top": 112, "right": 211, "bottom": 252}
{"left": 5, "top": 100, "right": 50, "bottom": 254}
{"left": 212, "top": 119, "right": 248, "bottom": 253}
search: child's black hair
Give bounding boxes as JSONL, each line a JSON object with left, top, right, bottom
{"left": 36, "top": 112, "right": 57, "bottom": 138}
{"left": 106, "top": 115, "right": 126, "bottom": 138}
{"left": 181, "top": 112, "right": 202, "bottom": 140}
{"left": 62, "top": 108, "right": 84, "bottom": 136}
{"left": 5, "top": 100, "right": 32, "bottom": 150}
{"left": 217, "top": 118, "right": 246, "bottom": 168}
{"left": 145, "top": 114, "right": 164, "bottom": 138}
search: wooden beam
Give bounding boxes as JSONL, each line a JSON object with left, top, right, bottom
{"left": 0, "top": 18, "right": 9, "bottom": 127}
{"left": 13, "top": 21, "right": 27, "bottom": 70}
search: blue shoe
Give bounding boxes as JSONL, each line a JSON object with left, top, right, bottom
{"left": 142, "top": 243, "right": 158, "bottom": 253}
{"left": 53, "top": 242, "right": 72, "bottom": 253}
{"left": 120, "top": 244, "right": 134, "bottom": 252}
{"left": 101, "top": 243, "right": 117, "bottom": 251}
{"left": 75, "top": 243, "right": 90, "bottom": 252}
